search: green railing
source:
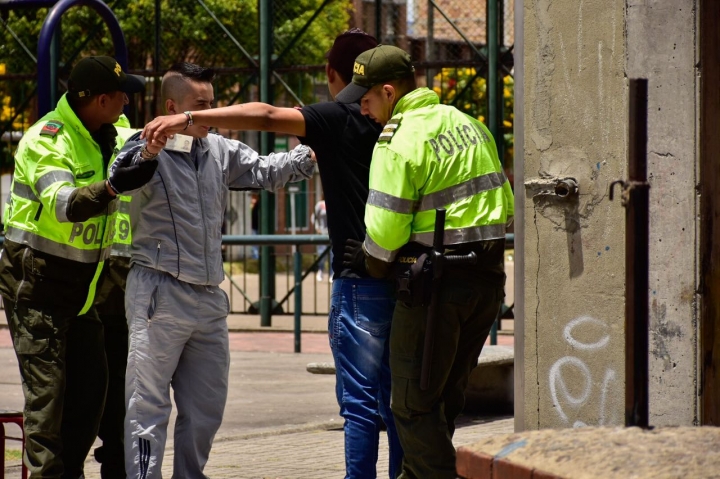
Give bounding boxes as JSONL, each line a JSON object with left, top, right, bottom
{"left": 223, "top": 234, "right": 329, "bottom": 353}
{"left": 0, "top": 234, "right": 514, "bottom": 352}
{"left": 225, "top": 234, "right": 515, "bottom": 351}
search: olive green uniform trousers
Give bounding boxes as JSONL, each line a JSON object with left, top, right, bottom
{"left": 94, "top": 313, "right": 128, "bottom": 479}
{"left": 4, "top": 299, "right": 108, "bottom": 479}
{"left": 93, "top": 256, "right": 131, "bottom": 479}
{"left": 390, "top": 267, "right": 504, "bottom": 479}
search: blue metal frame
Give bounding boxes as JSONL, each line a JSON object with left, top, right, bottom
{"left": 35, "top": 0, "right": 129, "bottom": 115}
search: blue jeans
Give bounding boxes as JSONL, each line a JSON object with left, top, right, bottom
{"left": 329, "top": 278, "right": 403, "bottom": 479}
{"left": 250, "top": 229, "right": 259, "bottom": 259}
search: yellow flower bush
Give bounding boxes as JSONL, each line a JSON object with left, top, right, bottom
{"left": 1, "top": 95, "right": 31, "bottom": 132}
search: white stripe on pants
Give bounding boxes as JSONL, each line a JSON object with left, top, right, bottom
{"left": 124, "top": 265, "right": 230, "bottom": 479}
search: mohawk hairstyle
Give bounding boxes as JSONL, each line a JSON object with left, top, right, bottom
{"left": 166, "top": 62, "right": 216, "bottom": 83}
{"left": 161, "top": 62, "right": 216, "bottom": 107}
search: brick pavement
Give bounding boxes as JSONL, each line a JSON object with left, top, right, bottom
{"left": 77, "top": 417, "right": 514, "bottom": 479}
{"left": 0, "top": 328, "right": 513, "bottom": 354}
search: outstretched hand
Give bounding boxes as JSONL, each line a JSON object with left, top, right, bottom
{"left": 142, "top": 113, "right": 188, "bottom": 151}
{"left": 108, "top": 155, "right": 158, "bottom": 194}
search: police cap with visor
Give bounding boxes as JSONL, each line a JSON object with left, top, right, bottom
{"left": 68, "top": 56, "right": 146, "bottom": 98}
{"left": 335, "top": 45, "right": 415, "bottom": 104}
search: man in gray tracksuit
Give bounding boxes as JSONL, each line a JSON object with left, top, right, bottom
{"left": 114, "top": 63, "right": 315, "bottom": 479}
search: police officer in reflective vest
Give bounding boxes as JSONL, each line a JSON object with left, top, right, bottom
{"left": 337, "top": 45, "right": 514, "bottom": 479}
{"left": 0, "top": 56, "right": 158, "bottom": 479}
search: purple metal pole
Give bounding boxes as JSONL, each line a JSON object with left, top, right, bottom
{"left": 37, "top": 0, "right": 128, "bottom": 115}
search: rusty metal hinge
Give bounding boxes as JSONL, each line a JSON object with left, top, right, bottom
{"left": 609, "top": 180, "right": 650, "bottom": 206}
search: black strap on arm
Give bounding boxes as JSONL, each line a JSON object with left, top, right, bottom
{"left": 420, "top": 208, "right": 478, "bottom": 391}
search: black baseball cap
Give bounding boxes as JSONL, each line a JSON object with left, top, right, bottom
{"left": 335, "top": 45, "right": 415, "bottom": 104}
{"left": 67, "top": 56, "right": 146, "bottom": 98}
{"left": 325, "top": 28, "right": 378, "bottom": 83}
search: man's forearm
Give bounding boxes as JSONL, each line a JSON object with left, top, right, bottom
{"left": 65, "top": 181, "right": 115, "bottom": 222}
{"left": 193, "top": 103, "right": 306, "bottom": 137}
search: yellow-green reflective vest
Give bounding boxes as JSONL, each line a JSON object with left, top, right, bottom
{"left": 364, "top": 88, "right": 514, "bottom": 261}
{"left": 5, "top": 95, "right": 124, "bottom": 312}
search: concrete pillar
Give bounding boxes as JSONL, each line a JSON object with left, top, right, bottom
{"left": 625, "top": 0, "right": 699, "bottom": 426}
{"left": 518, "top": 0, "right": 700, "bottom": 429}
{"left": 519, "top": 0, "right": 628, "bottom": 429}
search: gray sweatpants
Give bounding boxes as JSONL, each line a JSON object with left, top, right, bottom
{"left": 124, "top": 265, "right": 230, "bottom": 479}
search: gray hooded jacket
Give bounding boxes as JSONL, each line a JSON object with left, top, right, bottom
{"left": 114, "top": 134, "right": 314, "bottom": 286}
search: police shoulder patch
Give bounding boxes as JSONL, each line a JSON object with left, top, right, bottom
{"left": 39, "top": 120, "right": 64, "bottom": 138}
{"left": 378, "top": 115, "right": 402, "bottom": 143}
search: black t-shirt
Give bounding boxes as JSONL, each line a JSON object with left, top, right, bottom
{"left": 251, "top": 200, "right": 259, "bottom": 231}
{"left": 299, "top": 102, "right": 382, "bottom": 278}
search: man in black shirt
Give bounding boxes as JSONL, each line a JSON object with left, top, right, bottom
{"left": 141, "top": 29, "right": 403, "bottom": 478}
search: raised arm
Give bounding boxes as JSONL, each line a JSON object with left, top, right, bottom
{"left": 142, "top": 103, "right": 306, "bottom": 144}
{"left": 221, "top": 140, "right": 315, "bottom": 192}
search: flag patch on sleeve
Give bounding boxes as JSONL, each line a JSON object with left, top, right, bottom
{"left": 40, "top": 120, "right": 64, "bottom": 138}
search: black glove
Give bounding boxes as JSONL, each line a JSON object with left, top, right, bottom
{"left": 343, "top": 238, "right": 367, "bottom": 274}
{"left": 108, "top": 153, "right": 158, "bottom": 194}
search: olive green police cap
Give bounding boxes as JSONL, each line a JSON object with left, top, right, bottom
{"left": 336, "top": 45, "right": 415, "bottom": 104}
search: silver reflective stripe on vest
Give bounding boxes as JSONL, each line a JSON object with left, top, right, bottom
{"left": 409, "top": 223, "right": 506, "bottom": 247}
{"left": 367, "top": 171, "right": 508, "bottom": 215}
{"left": 12, "top": 181, "right": 39, "bottom": 202}
{"left": 367, "top": 190, "right": 415, "bottom": 215}
{"left": 363, "top": 233, "right": 398, "bottom": 262}
{"left": 117, "top": 199, "right": 131, "bottom": 213}
{"left": 5, "top": 226, "right": 110, "bottom": 263}
{"left": 111, "top": 242, "right": 131, "bottom": 258}
{"left": 55, "top": 186, "right": 76, "bottom": 223}
{"left": 35, "top": 170, "right": 75, "bottom": 194}
{"left": 416, "top": 171, "right": 507, "bottom": 212}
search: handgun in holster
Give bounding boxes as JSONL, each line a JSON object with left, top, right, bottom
{"left": 419, "top": 208, "right": 478, "bottom": 391}
{"left": 395, "top": 252, "right": 432, "bottom": 307}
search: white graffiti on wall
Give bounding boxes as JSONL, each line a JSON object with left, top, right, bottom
{"left": 563, "top": 315, "right": 610, "bottom": 350}
{"left": 549, "top": 315, "right": 617, "bottom": 426}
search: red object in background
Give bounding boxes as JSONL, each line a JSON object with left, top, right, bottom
{"left": 0, "top": 410, "right": 27, "bottom": 479}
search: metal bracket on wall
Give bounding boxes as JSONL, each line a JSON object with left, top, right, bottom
{"left": 523, "top": 176, "right": 579, "bottom": 198}
{"left": 609, "top": 180, "right": 650, "bottom": 207}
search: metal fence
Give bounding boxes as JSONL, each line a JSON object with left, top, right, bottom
{"left": 222, "top": 236, "right": 334, "bottom": 316}
{"left": 0, "top": 0, "right": 515, "bottom": 320}
{"left": 1, "top": 0, "right": 515, "bottom": 157}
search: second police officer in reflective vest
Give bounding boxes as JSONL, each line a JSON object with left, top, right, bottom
{"left": 337, "top": 45, "right": 514, "bottom": 479}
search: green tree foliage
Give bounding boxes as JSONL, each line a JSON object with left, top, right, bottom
{"left": 433, "top": 68, "right": 514, "bottom": 169}
{"left": 0, "top": 0, "right": 351, "bottom": 166}
{"left": 1, "top": 0, "right": 351, "bottom": 111}
{"left": 273, "top": 0, "right": 350, "bottom": 66}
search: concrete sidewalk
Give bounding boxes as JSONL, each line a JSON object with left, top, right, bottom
{"left": 168, "top": 416, "right": 513, "bottom": 479}
{"left": 1, "top": 323, "right": 514, "bottom": 478}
